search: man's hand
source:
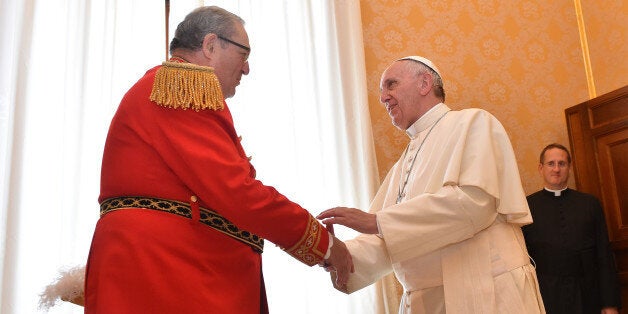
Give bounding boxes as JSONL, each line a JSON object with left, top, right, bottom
{"left": 322, "top": 235, "right": 354, "bottom": 291}
{"left": 317, "top": 207, "right": 378, "bottom": 234}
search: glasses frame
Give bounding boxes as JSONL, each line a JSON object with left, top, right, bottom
{"left": 217, "top": 35, "right": 251, "bottom": 53}
{"left": 543, "top": 161, "right": 569, "bottom": 169}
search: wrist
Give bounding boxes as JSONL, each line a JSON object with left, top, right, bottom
{"left": 323, "top": 232, "right": 333, "bottom": 259}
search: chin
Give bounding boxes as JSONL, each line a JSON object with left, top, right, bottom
{"left": 391, "top": 118, "right": 404, "bottom": 128}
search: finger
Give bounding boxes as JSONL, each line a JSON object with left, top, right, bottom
{"left": 325, "top": 216, "right": 351, "bottom": 226}
{"left": 316, "top": 209, "right": 335, "bottom": 219}
{"left": 319, "top": 217, "right": 340, "bottom": 226}
{"left": 335, "top": 269, "right": 346, "bottom": 286}
{"left": 336, "top": 263, "right": 350, "bottom": 286}
{"left": 339, "top": 269, "right": 349, "bottom": 286}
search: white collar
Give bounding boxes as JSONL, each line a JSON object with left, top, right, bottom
{"left": 405, "top": 103, "right": 450, "bottom": 139}
{"left": 544, "top": 187, "right": 568, "bottom": 196}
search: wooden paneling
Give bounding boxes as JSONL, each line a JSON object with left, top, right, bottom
{"left": 565, "top": 85, "right": 628, "bottom": 311}
{"left": 597, "top": 130, "right": 628, "bottom": 241}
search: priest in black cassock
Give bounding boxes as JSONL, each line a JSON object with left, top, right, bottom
{"left": 522, "top": 143, "right": 621, "bottom": 314}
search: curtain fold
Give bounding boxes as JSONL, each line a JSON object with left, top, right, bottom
{"left": 216, "top": 1, "right": 380, "bottom": 312}
{"left": 0, "top": 1, "right": 380, "bottom": 313}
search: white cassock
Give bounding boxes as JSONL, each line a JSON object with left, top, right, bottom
{"left": 345, "top": 103, "right": 545, "bottom": 313}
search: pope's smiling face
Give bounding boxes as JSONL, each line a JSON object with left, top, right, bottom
{"left": 379, "top": 61, "right": 426, "bottom": 130}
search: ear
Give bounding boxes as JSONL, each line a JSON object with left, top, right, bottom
{"left": 201, "top": 33, "right": 218, "bottom": 59}
{"left": 418, "top": 72, "right": 434, "bottom": 96}
{"left": 537, "top": 163, "right": 543, "bottom": 174}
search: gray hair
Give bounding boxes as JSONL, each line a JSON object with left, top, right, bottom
{"left": 169, "top": 6, "right": 245, "bottom": 52}
{"left": 402, "top": 59, "right": 446, "bottom": 101}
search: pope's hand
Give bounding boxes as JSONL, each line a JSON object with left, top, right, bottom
{"left": 317, "top": 207, "right": 378, "bottom": 234}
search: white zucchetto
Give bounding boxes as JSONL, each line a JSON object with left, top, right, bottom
{"left": 398, "top": 56, "right": 442, "bottom": 79}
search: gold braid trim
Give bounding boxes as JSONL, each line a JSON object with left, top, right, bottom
{"left": 149, "top": 61, "right": 224, "bottom": 111}
{"left": 100, "top": 196, "right": 264, "bottom": 253}
{"left": 283, "top": 215, "right": 326, "bottom": 266}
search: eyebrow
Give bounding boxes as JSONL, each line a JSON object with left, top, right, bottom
{"left": 381, "top": 78, "right": 397, "bottom": 90}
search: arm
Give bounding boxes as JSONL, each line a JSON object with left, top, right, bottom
{"left": 318, "top": 184, "right": 498, "bottom": 288}
{"left": 161, "top": 110, "right": 327, "bottom": 257}
{"left": 377, "top": 184, "right": 497, "bottom": 263}
{"left": 319, "top": 184, "right": 497, "bottom": 263}
{"left": 104, "top": 85, "right": 330, "bottom": 266}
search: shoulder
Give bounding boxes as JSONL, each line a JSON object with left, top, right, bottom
{"left": 567, "top": 189, "right": 599, "bottom": 201}
{"left": 526, "top": 190, "right": 547, "bottom": 207}
{"left": 447, "top": 108, "right": 503, "bottom": 127}
{"left": 526, "top": 190, "right": 545, "bottom": 200}
{"left": 567, "top": 189, "right": 602, "bottom": 207}
{"left": 455, "top": 107, "right": 497, "bottom": 119}
{"left": 444, "top": 108, "right": 510, "bottom": 146}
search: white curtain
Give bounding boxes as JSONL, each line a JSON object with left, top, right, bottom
{"left": 0, "top": 0, "right": 379, "bottom": 313}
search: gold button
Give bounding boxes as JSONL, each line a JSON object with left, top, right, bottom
{"left": 190, "top": 195, "right": 198, "bottom": 202}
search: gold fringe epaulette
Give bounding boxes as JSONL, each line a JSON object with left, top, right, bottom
{"left": 150, "top": 61, "right": 224, "bottom": 111}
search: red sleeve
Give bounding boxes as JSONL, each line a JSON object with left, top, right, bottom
{"left": 99, "top": 66, "right": 328, "bottom": 265}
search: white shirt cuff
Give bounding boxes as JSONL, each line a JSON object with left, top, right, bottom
{"left": 323, "top": 231, "right": 333, "bottom": 259}
{"left": 376, "top": 216, "right": 384, "bottom": 238}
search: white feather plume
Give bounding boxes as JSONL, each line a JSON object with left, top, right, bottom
{"left": 39, "top": 265, "right": 86, "bottom": 310}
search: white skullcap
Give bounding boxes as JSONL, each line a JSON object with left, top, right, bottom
{"left": 398, "top": 56, "right": 442, "bottom": 79}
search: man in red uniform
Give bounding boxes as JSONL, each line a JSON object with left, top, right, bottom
{"left": 84, "top": 6, "right": 353, "bottom": 313}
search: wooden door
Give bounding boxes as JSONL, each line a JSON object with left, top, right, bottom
{"left": 565, "top": 85, "right": 628, "bottom": 311}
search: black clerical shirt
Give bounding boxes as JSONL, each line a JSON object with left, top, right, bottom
{"left": 522, "top": 188, "right": 621, "bottom": 313}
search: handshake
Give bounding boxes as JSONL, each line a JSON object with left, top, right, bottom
{"left": 315, "top": 206, "right": 378, "bottom": 292}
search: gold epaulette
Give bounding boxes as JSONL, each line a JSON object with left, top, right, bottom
{"left": 149, "top": 61, "right": 224, "bottom": 111}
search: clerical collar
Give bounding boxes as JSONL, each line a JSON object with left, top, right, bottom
{"left": 405, "top": 103, "right": 450, "bottom": 139}
{"left": 544, "top": 187, "right": 568, "bottom": 196}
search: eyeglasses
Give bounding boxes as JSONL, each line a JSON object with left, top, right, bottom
{"left": 217, "top": 35, "right": 251, "bottom": 53}
{"left": 543, "top": 161, "right": 569, "bottom": 169}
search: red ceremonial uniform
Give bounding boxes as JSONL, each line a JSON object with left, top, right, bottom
{"left": 84, "top": 63, "right": 329, "bottom": 313}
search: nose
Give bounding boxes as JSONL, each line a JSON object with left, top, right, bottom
{"left": 242, "top": 61, "right": 250, "bottom": 75}
{"left": 380, "top": 90, "right": 390, "bottom": 104}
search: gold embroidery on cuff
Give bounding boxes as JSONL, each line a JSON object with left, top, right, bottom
{"left": 284, "top": 215, "right": 326, "bottom": 266}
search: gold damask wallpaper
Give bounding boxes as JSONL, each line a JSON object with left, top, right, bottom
{"left": 582, "top": 0, "right": 628, "bottom": 96}
{"left": 360, "top": 0, "right": 628, "bottom": 195}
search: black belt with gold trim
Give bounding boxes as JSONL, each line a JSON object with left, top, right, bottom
{"left": 100, "top": 196, "right": 264, "bottom": 253}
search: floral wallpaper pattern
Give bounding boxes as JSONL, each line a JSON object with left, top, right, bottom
{"left": 360, "top": 0, "right": 628, "bottom": 195}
